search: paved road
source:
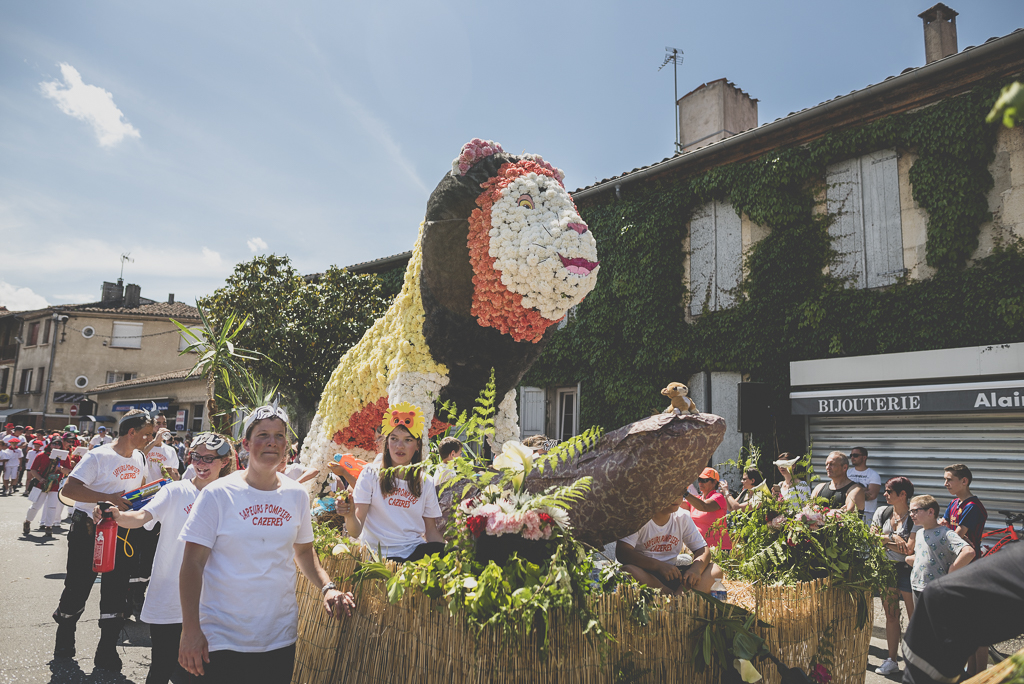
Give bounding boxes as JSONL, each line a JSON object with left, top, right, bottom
{"left": 0, "top": 491, "right": 936, "bottom": 684}
{"left": 0, "top": 491, "right": 153, "bottom": 683}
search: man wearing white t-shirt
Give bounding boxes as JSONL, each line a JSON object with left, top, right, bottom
{"left": 847, "top": 446, "right": 882, "bottom": 525}
{"left": 52, "top": 409, "right": 153, "bottom": 673}
{"left": 89, "top": 427, "right": 113, "bottom": 448}
{"left": 616, "top": 502, "right": 720, "bottom": 594}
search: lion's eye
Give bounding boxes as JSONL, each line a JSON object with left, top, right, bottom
{"left": 517, "top": 195, "right": 534, "bottom": 210}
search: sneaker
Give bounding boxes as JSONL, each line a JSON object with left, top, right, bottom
{"left": 876, "top": 658, "right": 900, "bottom": 675}
{"left": 23, "top": 520, "right": 30, "bottom": 536}
{"left": 43, "top": 527, "right": 53, "bottom": 538}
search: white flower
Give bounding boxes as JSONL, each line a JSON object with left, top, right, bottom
{"left": 493, "top": 441, "right": 535, "bottom": 474}
{"left": 733, "top": 659, "right": 762, "bottom": 683}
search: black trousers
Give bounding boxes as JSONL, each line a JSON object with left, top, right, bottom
{"left": 389, "top": 541, "right": 446, "bottom": 563}
{"left": 129, "top": 522, "right": 160, "bottom": 585}
{"left": 148, "top": 622, "right": 184, "bottom": 684}
{"left": 54, "top": 511, "right": 132, "bottom": 629}
{"left": 196, "top": 644, "right": 296, "bottom": 684}
{"left": 902, "top": 542, "right": 1024, "bottom": 684}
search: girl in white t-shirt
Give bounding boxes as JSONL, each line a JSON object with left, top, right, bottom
{"left": 178, "top": 405, "right": 353, "bottom": 683}
{"left": 340, "top": 402, "right": 445, "bottom": 562}
{"left": 93, "top": 432, "right": 235, "bottom": 684}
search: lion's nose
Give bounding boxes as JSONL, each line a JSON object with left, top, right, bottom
{"left": 568, "top": 222, "right": 588, "bottom": 234}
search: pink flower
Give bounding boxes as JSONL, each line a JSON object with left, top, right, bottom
{"left": 811, "top": 663, "right": 832, "bottom": 684}
{"left": 768, "top": 515, "right": 787, "bottom": 530}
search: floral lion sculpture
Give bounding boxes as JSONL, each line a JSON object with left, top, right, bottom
{"left": 300, "top": 139, "right": 600, "bottom": 482}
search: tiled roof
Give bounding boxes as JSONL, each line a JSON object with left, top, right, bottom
{"left": 92, "top": 368, "right": 201, "bottom": 393}
{"left": 67, "top": 301, "right": 201, "bottom": 320}
{"left": 571, "top": 29, "right": 1024, "bottom": 198}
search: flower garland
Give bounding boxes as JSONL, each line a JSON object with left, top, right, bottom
{"left": 490, "top": 389, "right": 520, "bottom": 449}
{"left": 301, "top": 222, "right": 449, "bottom": 481}
{"left": 466, "top": 160, "right": 599, "bottom": 342}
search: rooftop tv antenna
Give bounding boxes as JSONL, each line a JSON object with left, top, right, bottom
{"left": 659, "top": 47, "right": 685, "bottom": 153}
{"left": 119, "top": 252, "right": 133, "bottom": 280}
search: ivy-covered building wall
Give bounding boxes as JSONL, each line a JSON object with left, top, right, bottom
{"left": 522, "top": 35, "right": 1024, "bottom": 465}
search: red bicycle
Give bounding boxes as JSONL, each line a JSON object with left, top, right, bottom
{"left": 981, "top": 511, "right": 1024, "bottom": 663}
{"left": 980, "top": 510, "right": 1023, "bottom": 557}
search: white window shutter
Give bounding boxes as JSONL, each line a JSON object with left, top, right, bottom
{"left": 715, "top": 201, "right": 742, "bottom": 310}
{"left": 519, "top": 386, "right": 545, "bottom": 437}
{"left": 827, "top": 157, "right": 866, "bottom": 288}
{"left": 110, "top": 321, "right": 143, "bottom": 349}
{"left": 861, "top": 150, "right": 903, "bottom": 287}
{"left": 689, "top": 203, "right": 716, "bottom": 316}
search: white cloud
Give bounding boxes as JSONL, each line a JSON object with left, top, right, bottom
{"left": 40, "top": 63, "right": 141, "bottom": 147}
{"left": 0, "top": 281, "right": 49, "bottom": 311}
{"left": 201, "top": 247, "right": 222, "bottom": 265}
{"left": 247, "top": 237, "right": 268, "bottom": 252}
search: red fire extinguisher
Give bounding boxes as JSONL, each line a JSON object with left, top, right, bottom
{"left": 93, "top": 505, "right": 118, "bottom": 573}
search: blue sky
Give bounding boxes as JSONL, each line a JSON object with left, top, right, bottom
{"left": 1, "top": 1, "right": 1020, "bottom": 311}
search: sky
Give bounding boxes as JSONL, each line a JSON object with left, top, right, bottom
{"left": 1, "top": 0, "right": 1021, "bottom": 311}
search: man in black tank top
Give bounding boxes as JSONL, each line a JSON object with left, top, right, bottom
{"left": 811, "top": 451, "right": 866, "bottom": 513}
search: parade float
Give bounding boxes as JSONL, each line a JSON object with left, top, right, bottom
{"left": 291, "top": 140, "right": 883, "bottom": 684}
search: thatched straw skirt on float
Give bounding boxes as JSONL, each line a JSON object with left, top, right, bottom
{"left": 290, "top": 555, "right": 872, "bottom": 684}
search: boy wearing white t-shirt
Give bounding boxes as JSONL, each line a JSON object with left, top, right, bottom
{"left": 616, "top": 502, "right": 721, "bottom": 594}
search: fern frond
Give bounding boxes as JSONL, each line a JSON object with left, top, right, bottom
{"left": 534, "top": 426, "right": 603, "bottom": 473}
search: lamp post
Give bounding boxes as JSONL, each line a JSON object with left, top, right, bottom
{"left": 41, "top": 312, "right": 68, "bottom": 430}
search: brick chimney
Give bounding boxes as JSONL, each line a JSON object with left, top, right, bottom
{"left": 919, "top": 3, "right": 958, "bottom": 64}
{"left": 678, "top": 79, "right": 757, "bottom": 153}
{"left": 101, "top": 279, "right": 124, "bottom": 305}
{"left": 124, "top": 283, "right": 141, "bottom": 309}
{"left": 167, "top": 293, "right": 175, "bottom": 304}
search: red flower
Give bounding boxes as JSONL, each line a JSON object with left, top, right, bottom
{"left": 812, "top": 664, "right": 832, "bottom": 684}
{"left": 466, "top": 515, "right": 487, "bottom": 538}
{"left": 537, "top": 512, "right": 554, "bottom": 527}
{"left": 332, "top": 397, "right": 389, "bottom": 452}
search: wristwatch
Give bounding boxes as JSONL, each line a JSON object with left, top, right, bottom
{"left": 321, "top": 582, "right": 337, "bottom": 596}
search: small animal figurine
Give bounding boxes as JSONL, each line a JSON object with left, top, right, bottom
{"left": 661, "top": 382, "right": 700, "bottom": 415}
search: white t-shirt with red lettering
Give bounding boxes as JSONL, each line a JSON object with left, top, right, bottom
{"left": 352, "top": 465, "right": 442, "bottom": 560}
{"left": 620, "top": 509, "right": 708, "bottom": 563}
{"left": 146, "top": 444, "right": 179, "bottom": 477}
{"left": 68, "top": 445, "right": 147, "bottom": 514}
{"left": 139, "top": 480, "right": 202, "bottom": 624}
{"left": 178, "top": 472, "right": 314, "bottom": 652}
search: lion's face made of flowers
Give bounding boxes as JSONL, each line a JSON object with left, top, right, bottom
{"left": 419, "top": 138, "right": 600, "bottom": 415}
{"left": 486, "top": 168, "right": 599, "bottom": 323}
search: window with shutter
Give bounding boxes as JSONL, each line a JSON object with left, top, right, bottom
{"left": 689, "top": 200, "right": 743, "bottom": 316}
{"left": 110, "top": 321, "right": 143, "bottom": 349}
{"left": 178, "top": 326, "right": 204, "bottom": 352}
{"left": 826, "top": 150, "right": 904, "bottom": 289}
{"left": 518, "top": 386, "right": 546, "bottom": 437}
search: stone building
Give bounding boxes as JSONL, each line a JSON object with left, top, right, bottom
{"left": 521, "top": 5, "right": 1024, "bottom": 520}
{"left": 0, "top": 280, "right": 202, "bottom": 431}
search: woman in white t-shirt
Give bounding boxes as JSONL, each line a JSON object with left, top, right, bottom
{"left": 178, "top": 404, "right": 352, "bottom": 683}
{"left": 340, "top": 402, "right": 444, "bottom": 562}
{"left": 93, "top": 432, "right": 234, "bottom": 684}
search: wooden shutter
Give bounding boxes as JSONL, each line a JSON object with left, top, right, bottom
{"left": 519, "top": 386, "right": 545, "bottom": 437}
{"left": 827, "top": 150, "right": 903, "bottom": 289}
{"left": 689, "top": 200, "right": 742, "bottom": 315}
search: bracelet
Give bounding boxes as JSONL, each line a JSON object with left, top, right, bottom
{"left": 321, "top": 582, "right": 337, "bottom": 596}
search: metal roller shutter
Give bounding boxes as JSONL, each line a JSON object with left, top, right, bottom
{"left": 808, "top": 412, "right": 1024, "bottom": 530}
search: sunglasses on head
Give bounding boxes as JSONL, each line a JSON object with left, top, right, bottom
{"left": 190, "top": 433, "right": 232, "bottom": 457}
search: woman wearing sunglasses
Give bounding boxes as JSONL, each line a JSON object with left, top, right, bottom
{"left": 681, "top": 467, "right": 732, "bottom": 551}
{"left": 92, "top": 432, "right": 234, "bottom": 684}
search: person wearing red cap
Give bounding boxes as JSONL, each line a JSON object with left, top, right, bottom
{"left": 681, "top": 466, "right": 732, "bottom": 551}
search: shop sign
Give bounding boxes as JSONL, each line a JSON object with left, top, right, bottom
{"left": 112, "top": 400, "right": 170, "bottom": 413}
{"left": 175, "top": 410, "right": 187, "bottom": 431}
{"left": 791, "top": 385, "right": 1024, "bottom": 416}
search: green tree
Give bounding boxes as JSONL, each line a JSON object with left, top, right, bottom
{"left": 199, "top": 254, "right": 391, "bottom": 440}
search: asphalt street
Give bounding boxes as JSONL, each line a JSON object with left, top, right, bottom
{"left": 1, "top": 492, "right": 909, "bottom": 684}
{"left": 0, "top": 490, "right": 153, "bottom": 683}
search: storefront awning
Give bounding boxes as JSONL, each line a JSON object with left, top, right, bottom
{"left": 790, "top": 378, "right": 1024, "bottom": 416}
{"left": 0, "top": 408, "right": 28, "bottom": 424}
